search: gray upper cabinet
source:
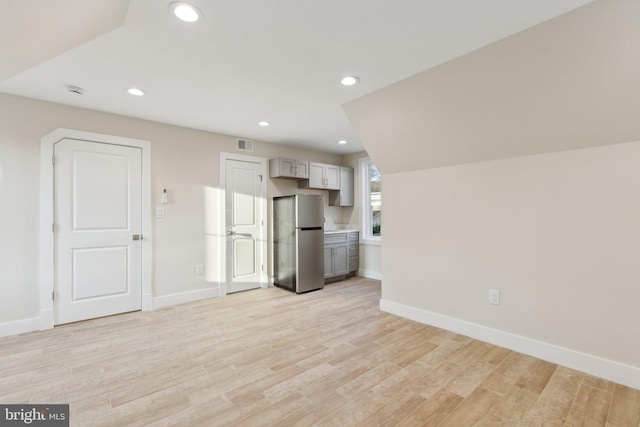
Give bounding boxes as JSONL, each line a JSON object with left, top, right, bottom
{"left": 325, "top": 164, "right": 340, "bottom": 190}
{"left": 269, "top": 158, "right": 309, "bottom": 179}
{"left": 273, "top": 158, "right": 351, "bottom": 196}
{"left": 309, "top": 162, "right": 325, "bottom": 188}
{"left": 328, "top": 167, "right": 354, "bottom": 207}
{"left": 299, "top": 162, "right": 340, "bottom": 190}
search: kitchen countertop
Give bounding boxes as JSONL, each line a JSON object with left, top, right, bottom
{"left": 324, "top": 229, "right": 358, "bottom": 234}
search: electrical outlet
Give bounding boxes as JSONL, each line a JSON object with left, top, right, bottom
{"left": 488, "top": 289, "right": 500, "bottom": 305}
{"left": 195, "top": 264, "right": 204, "bottom": 275}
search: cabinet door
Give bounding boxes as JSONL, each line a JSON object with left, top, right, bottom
{"left": 325, "top": 164, "right": 340, "bottom": 190}
{"left": 270, "top": 158, "right": 296, "bottom": 178}
{"left": 324, "top": 246, "right": 334, "bottom": 278}
{"left": 309, "top": 162, "right": 325, "bottom": 188}
{"left": 340, "top": 167, "right": 354, "bottom": 206}
{"left": 279, "top": 158, "right": 296, "bottom": 177}
{"left": 295, "top": 160, "right": 309, "bottom": 179}
{"left": 333, "top": 244, "right": 349, "bottom": 275}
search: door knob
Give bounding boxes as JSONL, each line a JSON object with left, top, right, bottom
{"left": 132, "top": 234, "right": 143, "bottom": 241}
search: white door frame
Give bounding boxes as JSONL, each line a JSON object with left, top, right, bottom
{"left": 219, "top": 152, "right": 268, "bottom": 296}
{"left": 39, "top": 128, "right": 153, "bottom": 330}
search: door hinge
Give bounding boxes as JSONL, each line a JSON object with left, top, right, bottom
{"left": 52, "top": 155, "right": 55, "bottom": 165}
{"left": 258, "top": 174, "right": 263, "bottom": 182}
{"left": 261, "top": 264, "right": 264, "bottom": 271}
{"left": 52, "top": 223, "right": 55, "bottom": 233}
{"left": 52, "top": 291, "right": 55, "bottom": 301}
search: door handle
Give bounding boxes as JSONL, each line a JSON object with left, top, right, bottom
{"left": 132, "top": 234, "right": 143, "bottom": 241}
{"left": 227, "top": 230, "right": 252, "bottom": 238}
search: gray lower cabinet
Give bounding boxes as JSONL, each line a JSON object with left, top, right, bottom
{"left": 324, "top": 233, "right": 348, "bottom": 279}
{"left": 325, "top": 231, "right": 359, "bottom": 282}
{"left": 348, "top": 231, "right": 359, "bottom": 273}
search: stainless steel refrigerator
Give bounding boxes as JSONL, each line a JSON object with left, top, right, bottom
{"left": 273, "top": 194, "right": 324, "bottom": 293}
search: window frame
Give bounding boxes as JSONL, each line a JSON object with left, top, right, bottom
{"left": 359, "top": 157, "right": 381, "bottom": 245}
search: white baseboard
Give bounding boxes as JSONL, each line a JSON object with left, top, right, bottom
{"left": 380, "top": 299, "right": 640, "bottom": 391}
{"left": 142, "top": 293, "right": 153, "bottom": 311}
{"left": 152, "top": 287, "right": 220, "bottom": 309}
{"left": 358, "top": 269, "right": 382, "bottom": 280}
{"left": 39, "top": 308, "right": 54, "bottom": 331}
{"left": 0, "top": 317, "right": 40, "bottom": 338}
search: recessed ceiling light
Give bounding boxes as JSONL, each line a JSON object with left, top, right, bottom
{"left": 340, "top": 76, "right": 359, "bottom": 86}
{"left": 127, "top": 88, "right": 145, "bottom": 96}
{"left": 337, "top": 140, "right": 347, "bottom": 145}
{"left": 258, "top": 121, "right": 270, "bottom": 127}
{"left": 169, "top": 2, "right": 202, "bottom": 22}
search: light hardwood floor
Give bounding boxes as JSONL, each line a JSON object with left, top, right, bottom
{"left": 0, "top": 278, "right": 638, "bottom": 426}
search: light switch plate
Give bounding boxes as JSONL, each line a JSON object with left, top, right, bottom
{"left": 156, "top": 207, "right": 165, "bottom": 218}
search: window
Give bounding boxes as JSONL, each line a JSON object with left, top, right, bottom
{"left": 359, "top": 157, "right": 381, "bottom": 242}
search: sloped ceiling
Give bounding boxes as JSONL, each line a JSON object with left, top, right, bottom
{"left": 343, "top": 0, "right": 640, "bottom": 174}
{"left": 1, "top": 0, "right": 595, "bottom": 154}
{"left": 0, "top": 0, "right": 129, "bottom": 81}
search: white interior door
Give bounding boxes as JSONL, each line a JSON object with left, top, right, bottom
{"left": 224, "top": 158, "right": 265, "bottom": 293}
{"left": 54, "top": 138, "right": 142, "bottom": 325}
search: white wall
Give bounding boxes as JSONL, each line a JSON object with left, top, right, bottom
{"left": 381, "top": 141, "right": 640, "bottom": 388}
{"left": 0, "top": 93, "right": 346, "bottom": 330}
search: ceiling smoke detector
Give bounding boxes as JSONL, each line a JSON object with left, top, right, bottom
{"left": 67, "top": 85, "right": 84, "bottom": 95}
